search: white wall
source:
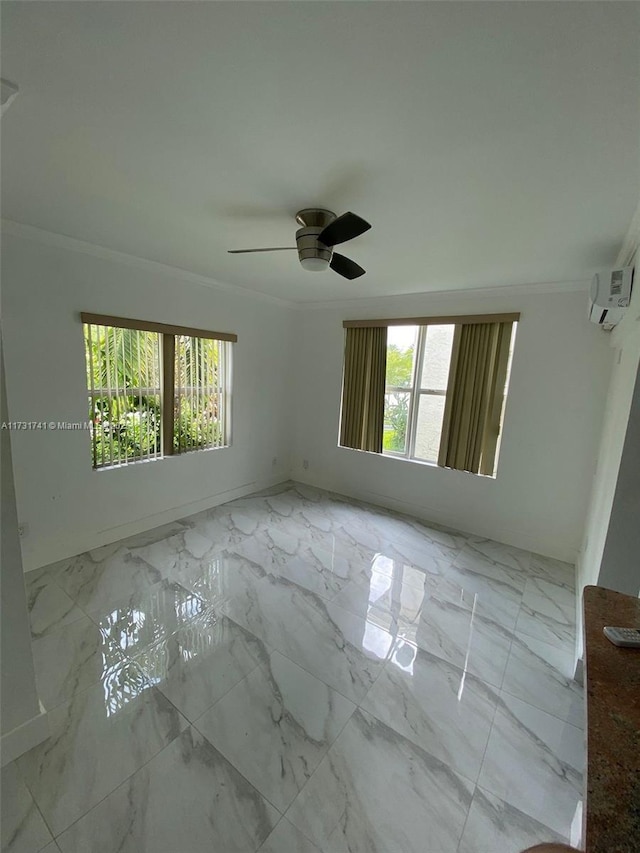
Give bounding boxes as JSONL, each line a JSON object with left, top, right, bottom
{"left": 577, "top": 327, "right": 640, "bottom": 588}
{"left": 1, "top": 344, "right": 48, "bottom": 763}
{"left": 1, "top": 229, "right": 294, "bottom": 571}
{"left": 600, "top": 364, "right": 640, "bottom": 596}
{"left": 575, "top": 262, "right": 640, "bottom": 660}
{"left": 291, "top": 287, "right": 613, "bottom": 562}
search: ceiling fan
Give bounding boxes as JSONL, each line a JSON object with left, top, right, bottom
{"left": 228, "top": 208, "right": 371, "bottom": 279}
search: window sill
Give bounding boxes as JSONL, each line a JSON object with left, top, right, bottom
{"left": 93, "top": 443, "right": 231, "bottom": 471}
{"left": 336, "top": 444, "right": 497, "bottom": 480}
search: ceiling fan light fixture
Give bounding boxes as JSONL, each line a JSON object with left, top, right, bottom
{"left": 296, "top": 224, "right": 332, "bottom": 272}
{"left": 300, "top": 256, "right": 330, "bottom": 272}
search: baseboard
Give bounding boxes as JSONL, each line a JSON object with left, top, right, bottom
{"left": 23, "top": 474, "right": 289, "bottom": 572}
{"left": 1, "top": 702, "right": 49, "bottom": 766}
{"left": 290, "top": 470, "right": 578, "bottom": 564}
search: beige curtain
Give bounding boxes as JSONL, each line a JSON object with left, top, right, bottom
{"left": 438, "top": 322, "right": 513, "bottom": 474}
{"left": 339, "top": 326, "right": 387, "bottom": 452}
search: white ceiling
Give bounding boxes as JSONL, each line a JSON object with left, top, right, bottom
{"left": 2, "top": 2, "right": 639, "bottom": 303}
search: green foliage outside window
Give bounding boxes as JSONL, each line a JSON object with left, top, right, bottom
{"left": 85, "top": 326, "right": 223, "bottom": 466}
{"left": 173, "top": 406, "right": 223, "bottom": 453}
{"left": 173, "top": 335, "right": 223, "bottom": 453}
{"left": 85, "top": 326, "right": 162, "bottom": 464}
{"left": 385, "top": 344, "right": 414, "bottom": 388}
{"left": 383, "top": 344, "right": 414, "bottom": 452}
{"left": 91, "top": 397, "right": 162, "bottom": 463}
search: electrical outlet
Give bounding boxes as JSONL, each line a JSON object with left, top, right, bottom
{"left": 272, "top": 457, "right": 277, "bottom": 467}
{"left": 303, "top": 459, "right": 309, "bottom": 470}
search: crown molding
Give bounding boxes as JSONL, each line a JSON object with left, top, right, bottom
{"left": 295, "top": 278, "right": 590, "bottom": 311}
{"left": 1, "top": 219, "right": 297, "bottom": 310}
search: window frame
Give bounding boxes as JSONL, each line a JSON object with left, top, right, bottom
{"left": 383, "top": 324, "right": 454, "bottom": 464}
{"left": 81, "top": 313, "right": 236, "bottom": 470}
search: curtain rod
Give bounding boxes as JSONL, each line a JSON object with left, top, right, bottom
{"left": 343, "top": 313, "right": 520, "bottom": 328}
{"left": 80, "top": 313, "right": 238, "bottom": 343}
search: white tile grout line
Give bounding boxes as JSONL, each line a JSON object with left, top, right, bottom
{"left": 16, "top": 680, "right": 192, "bottom": 846}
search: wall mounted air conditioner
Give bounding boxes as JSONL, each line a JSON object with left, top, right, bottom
{"left": 589, "top": 267, "right": 633, "bottom": 329}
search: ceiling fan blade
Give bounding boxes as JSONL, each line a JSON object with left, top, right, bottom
{"left": 318, "top": 212, "right": 371, "bottom": 247}
{"left": 330, "top": 252, "right": 366, "bottom": 280}
{"left": 227, "top": 247, "right": 297, "bottom": 254}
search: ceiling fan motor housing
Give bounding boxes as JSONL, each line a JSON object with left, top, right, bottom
{"left": 295, "top": 208, "right": 335, "bottom": 271}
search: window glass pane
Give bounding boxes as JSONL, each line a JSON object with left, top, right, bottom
{"left": 420, "top": 325, "right": 454, "bottom": 391}
{"left": 385, "top": 326, "right": 417, "bottom": 388}
{"left": 174, "top": 336, "right": 228, "bottom": 453}
{"left": 414, "top": 394, "right": 447, "bottom": 462}
{"left": 84, "top": 324, "right": 162, "bottom": 469}
{"left": 383, "top": 391, "right": 411, "bottom": 453}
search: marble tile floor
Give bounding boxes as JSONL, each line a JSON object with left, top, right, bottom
{"left": 2, "top": 482, "right": 584, "bottom": 853}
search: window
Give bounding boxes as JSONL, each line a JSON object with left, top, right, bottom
{"left": 384, "top": 324, "right": 455, "bottom": 463}
{"left": 340, "top": 314, "right": 518, "bottom": 476}
{"left": 83, "top": 314, "right": 235, "bottom": 469}
{"left": 173, "top": 335, "right": 229, "bottom": 454}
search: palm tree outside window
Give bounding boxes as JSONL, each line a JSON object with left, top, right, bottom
{"left": 82, "top": 314, "right": 235, "bottom": 469}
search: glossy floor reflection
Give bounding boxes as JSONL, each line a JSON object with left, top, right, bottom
{"left": 3, "top": 482, "right": 584, "bottom": 852}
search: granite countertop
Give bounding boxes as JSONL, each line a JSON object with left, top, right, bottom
{"left": 583, "top": 585, "right": 640, "bottom": 853}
